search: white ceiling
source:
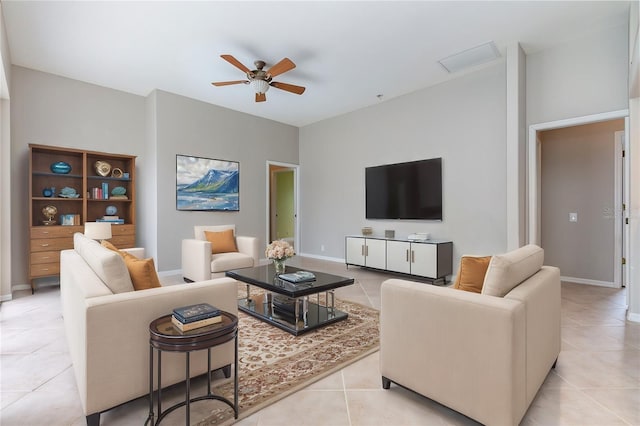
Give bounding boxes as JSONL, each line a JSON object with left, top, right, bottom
{"left": 2, "top": 1, "right": 631, "bottom": 127}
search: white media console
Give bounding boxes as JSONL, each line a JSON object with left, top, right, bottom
{"left": 345, "top": 236, "right": 453, "bottom": 284}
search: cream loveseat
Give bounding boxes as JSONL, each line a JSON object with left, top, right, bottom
{"left": 380, "top": 245, "right": 560, "bottom": 426}
{"left": 60, "top": 233, "right": 238, "bottom": 426}
{"left": 182, "top": 224, "right": 259, "bottom": 281}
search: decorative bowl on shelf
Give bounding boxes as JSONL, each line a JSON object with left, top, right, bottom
{"left": 111, "top": 186, "right": 126, "bottom": 196}
{"left": 50, "top": 161, "right": 71, "bottom": 174}
{"left": 105, "top": 205, "right": 117, "bottom": 215}
{"left": 59, "top": 187, "right": 79, "bottom": 198}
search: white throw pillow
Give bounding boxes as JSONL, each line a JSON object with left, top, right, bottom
{"left": 73, "top": 233, "right": 134, "bottom": 294}
{"left": 481, "top": 245, "right": 544, "bottom": 297}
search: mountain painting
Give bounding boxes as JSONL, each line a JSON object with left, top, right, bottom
{"left": 176, "top": 155, "right": 239, "bottom": 211}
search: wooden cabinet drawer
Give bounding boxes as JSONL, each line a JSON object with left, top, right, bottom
{"left": 110, "top": 235, "right": 135, "bottom": 248}
{"left": 31, "top": 225, "right": 83, "bottom": 239}
{"left": 111, "top": 224, "right": 134, "bottom": 236}
{"left": 31, "top": 238, "right": 74, "bottom": 252}
{"left": 30, "top": 251, "right": 61, "bottom": 265}
{"left": 30, "top": 262, "right": 60, "bottom": 277}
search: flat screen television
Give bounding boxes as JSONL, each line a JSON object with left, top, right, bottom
{"left": 365, "top": 158, "right": 442, "bottom": 220}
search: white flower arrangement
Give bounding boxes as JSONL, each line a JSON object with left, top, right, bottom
{"left": 265, "top": 239, "right": 295, "bottom": 261}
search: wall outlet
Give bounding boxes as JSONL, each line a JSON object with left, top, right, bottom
{"left": 569, "top": 212, "right": 578, "bottom": 222}
{"left": 321, "top": 245, "right": 325, "bottom": 252}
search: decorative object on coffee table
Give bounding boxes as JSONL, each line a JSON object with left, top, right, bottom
{"left": 265, "top": 239, "right": 294, "bottom": 273}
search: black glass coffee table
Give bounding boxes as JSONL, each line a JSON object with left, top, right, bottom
{"left": 226, "top": 264, "right": 355, "bottom": 335}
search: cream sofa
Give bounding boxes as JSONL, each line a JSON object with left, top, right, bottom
{"left": 60, "top": 233, "right": 238, "bottom": 426}
{"left": 182, "top": 225, "right": 259, "bottom": 281}
{"left": 380, "top": 245, "right": 560, "bottom": 426}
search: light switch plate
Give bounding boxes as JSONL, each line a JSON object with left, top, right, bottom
{"left": 569, "top": 212, "right": 578, "bottom": 222}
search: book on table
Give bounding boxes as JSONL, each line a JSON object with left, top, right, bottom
{"left": 171, "top": 314, "right": 221, "bottom": 331}
{"left": 172, "top": 302, "right": 221, "bottom": 324}
{"left": 278, "top": 271, "right": 316, "bottom": 283}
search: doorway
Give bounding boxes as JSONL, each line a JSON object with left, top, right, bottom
{"left": 528, "top": 110, "right": 629, "bottom": 289}
{"left": 266, "top": 161, "right": 299, "bottom": 250}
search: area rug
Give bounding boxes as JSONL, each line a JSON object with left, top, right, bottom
{"left": 196, "top": 292, "right": 380, "bottom": 425}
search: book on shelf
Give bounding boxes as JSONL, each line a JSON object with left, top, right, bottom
{"left": 101, "top": 215, "right": 119, "bottom": 220}
{"left": 96, "top": 218, "right": 124, "bottom": 224}
{"left": 109, "top": 195, "right": 128, "bottom": 200}
{"left": 278, "top": 271, "right": 316, "bottom": 283}
{"left": 172, "top": 303, "right": 221, "bottom": 324}
{"left": 171, "top": 314, "right": 221, "bottom": 331}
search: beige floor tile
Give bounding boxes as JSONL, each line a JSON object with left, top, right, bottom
{"left": 524, "top": 387, "right": 629, "bottom": 425}
{"left": 253, "top": 389, "right": 350, "bottom": 426}
{"left": 346, "top": 387, "right": 472, "bottom": 426}
{"left": 342, "top": 352, "right": 381, "bottom": 390}
{"left": 306, "top": 370, "right": 344, "bottom": 390}
{"left": 582, "top": 387, "right": 640, "bottom": 425}
{"left": 2, "top": 263, "right": 639, "bottom": 426}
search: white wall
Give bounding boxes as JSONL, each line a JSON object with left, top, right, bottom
{"left": 0, "top": 3, "right": 10, "bottom": 300}
{"left": 10, "top": 66, "right": 146, "bottom": 286}
{"left": 299, "top": 63, "right": 507, "bottom": 268}
{"left": 151, "top": 90, "right": 298, "bottom": 271}
{"left": 527, "top": 22, "right": 629, "bottom": 125}
{"left": 8, "top": 68, "right": 299, "bottom": 284}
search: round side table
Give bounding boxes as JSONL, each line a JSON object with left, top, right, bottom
{"left": 145, "top": 311, "right": 238, "bottom": 425}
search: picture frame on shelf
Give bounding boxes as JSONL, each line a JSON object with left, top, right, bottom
{"left": 176, "top": 154, "right": 239, "bottom": 211}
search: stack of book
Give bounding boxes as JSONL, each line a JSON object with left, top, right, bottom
{"left": 171, "top": 303, "right": 221, "bottom": 332}
{"left": 96, "top": 215, "right": 125, "bottom": 224}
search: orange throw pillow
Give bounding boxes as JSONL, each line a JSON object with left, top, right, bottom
{"left": 120, "top": 251, "right": 162, "bottom": 291}
{"left": 101, "top": 240, "right": 119, "bottom": 251}
{"left": 204, "top": 229, "right": 238, "bottom": 254}
{"left": 453, "top": 256, "right": 492, "bottom": 293}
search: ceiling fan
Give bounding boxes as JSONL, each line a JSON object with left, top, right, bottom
{"left": 212, "top": 54, "right": 306, "bottom": 102}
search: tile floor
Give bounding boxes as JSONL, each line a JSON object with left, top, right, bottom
{"left": 1, "top": 257, "right": 639, "bottom": 425}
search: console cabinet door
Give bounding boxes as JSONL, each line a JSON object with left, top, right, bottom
{"left": 410, "top": 243, "right": 437, "bottom": 278}
{"left": 386, "top": 240, "right": 411, "bottom": 274}
{"left": 364, "top": 238, "right": 387, "bottom": 269}
{"left": 345, "top": 237, "right": 366, "bottom": 266}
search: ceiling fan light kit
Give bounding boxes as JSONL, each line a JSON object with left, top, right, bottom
{"left": 212, "top": 54, "right": 306, "bottom": 102}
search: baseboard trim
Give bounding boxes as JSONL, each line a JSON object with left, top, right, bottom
{"left": 560, "top": 276, "right": 618, "bottom": 288}
{"left": 627, "top": 312, "right": 640, "bottom": 323}
{"left": 296, "top": 253, "right": 344, "bottom": 263}
{"left": 158, "top": 269, "right": 181, "bottom": 277}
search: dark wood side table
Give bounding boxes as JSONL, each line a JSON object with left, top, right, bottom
{"left": 145, "top": 311, "right": 238, "bottom": 425}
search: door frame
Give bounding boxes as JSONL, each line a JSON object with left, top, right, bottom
{"left": 265, "top": 161, "right": 300, "bottom": 251}
{"left": 527, "top": 109, "right": 629, "bottom": 288}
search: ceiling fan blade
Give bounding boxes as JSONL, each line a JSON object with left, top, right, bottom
{"left": 256, "top": 92, "right": 266, "bottom": 102}
{"left": 270, "top": 81, "right": 306, "bottom": 95}
{"left": 267, "top": 58, "right": 296, "bottom": 78}
{"left": 220, "top": 54, "right": 251, "bottom": 74}
{"left": 211, "top": 80, "right": 249, "bottom": 86}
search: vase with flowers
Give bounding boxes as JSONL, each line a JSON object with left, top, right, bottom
{"left": 265, "top": 240, "right": 295, "bottom": 273}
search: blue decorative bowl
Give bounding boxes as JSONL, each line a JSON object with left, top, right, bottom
{"left": 50, "top": 161, "right": 71, "bottom": 174}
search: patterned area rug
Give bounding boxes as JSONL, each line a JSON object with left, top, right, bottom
{"left": 197, "top": 291, "right": 380, "bottom": 425}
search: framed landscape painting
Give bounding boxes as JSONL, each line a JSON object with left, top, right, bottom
{"left": 176, "top": 154, "right": 239, "bottom": 211}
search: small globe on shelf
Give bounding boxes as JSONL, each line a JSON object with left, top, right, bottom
{"left": 42, "top": 205, "right": 57, "bottom": 225}
{"left": 105, "top": 205, "right": 117, "bottom": 216}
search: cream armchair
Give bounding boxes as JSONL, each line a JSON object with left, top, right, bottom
{"left": 380, "top": 245, "right": 561, "bottom": 426}
{"left": 182, "top": 225, "right": 259, "bottom": 281}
